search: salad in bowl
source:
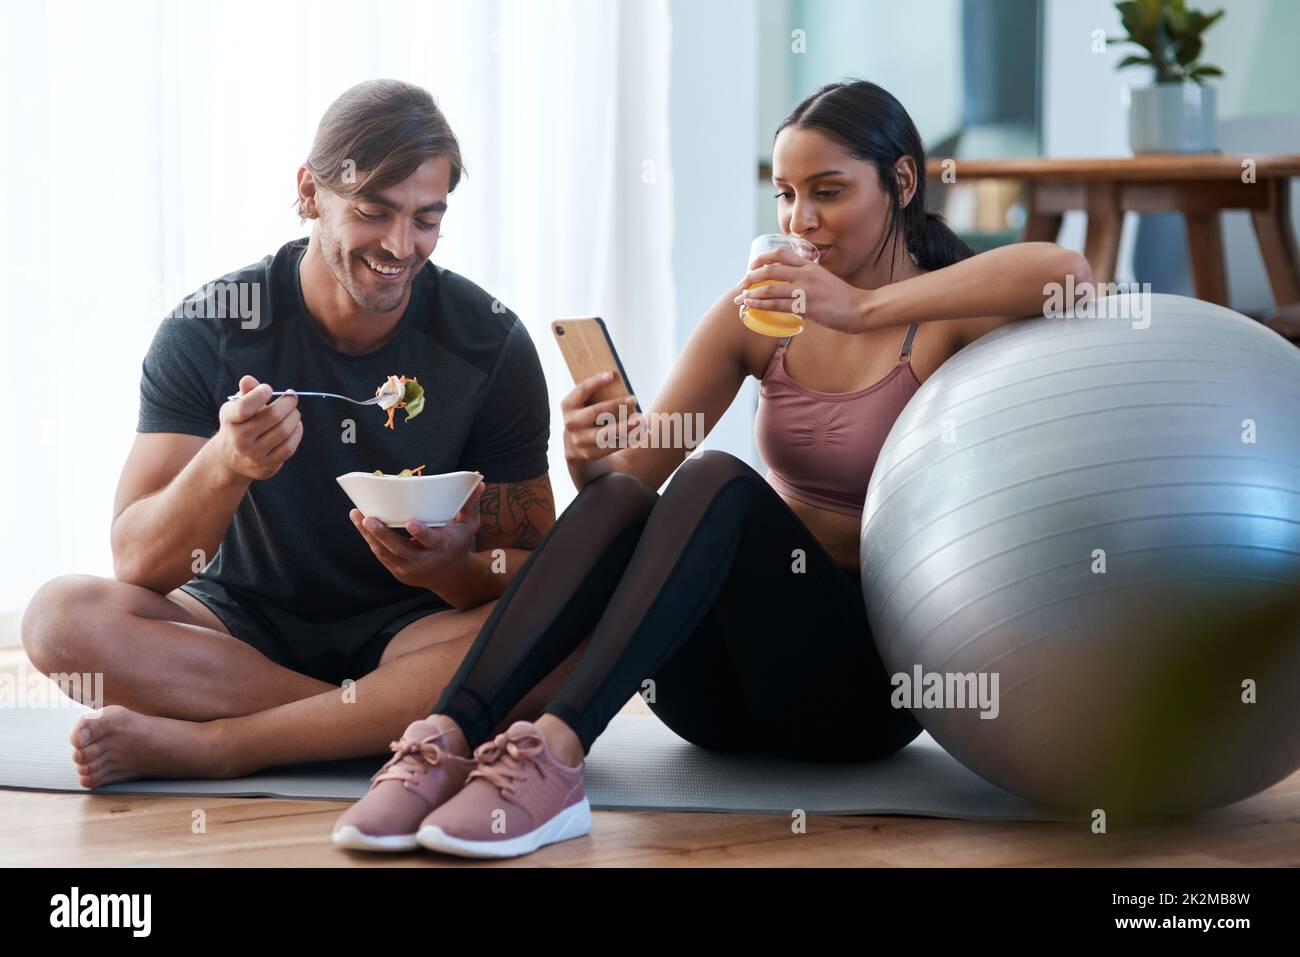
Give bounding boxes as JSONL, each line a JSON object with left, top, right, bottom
{"left": 336, "top": 468, "right": 482, "bottom": 528}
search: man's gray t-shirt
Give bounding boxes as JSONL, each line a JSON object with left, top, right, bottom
{"left": 138, "top": 237, "right": 550, "bottom": 618}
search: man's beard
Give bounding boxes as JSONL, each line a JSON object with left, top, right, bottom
{"left": 318, "top": 225, "right": 410, "bottom": 314}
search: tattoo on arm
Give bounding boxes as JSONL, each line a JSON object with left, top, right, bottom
{"left": 477, "top": 474, "right": 555, "bottom": 550}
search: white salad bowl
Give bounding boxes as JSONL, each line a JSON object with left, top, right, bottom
{"left": 336, "top": 470, "right": 483, "bottom": 527}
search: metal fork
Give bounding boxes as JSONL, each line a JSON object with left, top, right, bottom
{"left": 223, "top": 389, "right": 389, "bottom": 406}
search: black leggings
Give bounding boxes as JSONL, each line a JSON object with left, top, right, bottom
{"left": 431, "top": 450, "right": 921, "bottom": 762}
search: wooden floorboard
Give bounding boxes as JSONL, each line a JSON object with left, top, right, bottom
{"left": 2, "top": 649, "right": 1297, "bottom": 867}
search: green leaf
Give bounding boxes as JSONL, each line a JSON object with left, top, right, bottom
{"left": 1174, "top": 36, "right": 1203, "bottom": 65}
{"left": 402, "top": 380, "right": 425, "bottom": 423}
{"left": 1189, "top": 64, "right": 1223, "bottom": 78}
{"left": 1137, "top": 0, "right": 1165, "bottom": 30}
{"left": 1116, "top": 0, "right": 1143, "bottom": 35}
{"left": 1181, "top": 6, "right": 1225, "bottom": 39}
{"left": 1117, "top": 0, "right": 1156, "bottom": 47}
{"left": 397, "top": 469, "right": 413, "bottom": 478}
{"left": 1118, "top": 54, "right": 1156, "bottom": 69}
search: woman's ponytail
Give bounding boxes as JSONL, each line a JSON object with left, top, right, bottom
{"left": 907, "top": 209, "right": 973, "bottom": 272}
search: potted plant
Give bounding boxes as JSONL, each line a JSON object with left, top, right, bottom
{"left": 1109, "top": 0, "right": 1225, "bottom": 153}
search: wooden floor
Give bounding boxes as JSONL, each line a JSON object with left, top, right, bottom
{"left": 2, "top": 649, "right": 1298, "bottom": 867}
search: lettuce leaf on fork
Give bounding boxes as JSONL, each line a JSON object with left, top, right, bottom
{"left": 402, "top": 379, "right": 425, "bottom": 422}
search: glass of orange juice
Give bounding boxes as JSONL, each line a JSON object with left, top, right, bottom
{"left": 739, "top": 234, "right": 821, "bottom": 337}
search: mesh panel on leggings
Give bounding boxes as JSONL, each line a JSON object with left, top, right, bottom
{"left": 430, "top": 472, "right": 657, "bottom": 746}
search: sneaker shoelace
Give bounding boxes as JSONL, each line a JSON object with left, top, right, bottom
{"left": 467, "top": 730, "right": 549, "bottom": 800}
{"left": 370, "top": 728, "right": 460, "bottom": 788}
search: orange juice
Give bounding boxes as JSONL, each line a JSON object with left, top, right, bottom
{"left": 740, "top": 234, "right": 821, "bottom": 337}
{"left": 740, "top": 281, "right": 804, "bottom": 336}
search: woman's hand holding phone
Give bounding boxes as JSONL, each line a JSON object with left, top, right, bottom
{"left": 561, "top": 371, "right": 642, "bottom": 487}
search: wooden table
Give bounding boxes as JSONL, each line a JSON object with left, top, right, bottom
{"left": 927, "top": 155, "right": 1300, "bottom": 335}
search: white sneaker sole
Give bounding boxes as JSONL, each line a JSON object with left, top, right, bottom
{"left": 415, "top": 799, "right": 592, "bottom": 859}
{"left": 332, "top": 825, "right": 420, "bottom": 852}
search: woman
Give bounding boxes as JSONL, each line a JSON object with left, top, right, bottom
{"left": 333, "top": 80, "right": 1093, "bottom": 857}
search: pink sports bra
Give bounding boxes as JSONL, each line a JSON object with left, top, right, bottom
{"left": 753, "top": 324, "right": 921, "bottom": 516}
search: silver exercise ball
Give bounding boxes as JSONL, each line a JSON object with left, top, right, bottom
{"left": 860, "top": 293, "right": 1300, "bottom": 818}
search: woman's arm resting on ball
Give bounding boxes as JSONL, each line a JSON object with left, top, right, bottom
{"left": 572, "top": 285, "right": 753, "bottom": 493}
{"left": 861, "top": 242, "right": 1094, "bottom": 342}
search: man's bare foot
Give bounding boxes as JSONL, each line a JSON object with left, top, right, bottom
{"left": 69, "top": 705, "right": 228, "bottom": 788}
{"left": 533, "top": 714, "right": 585, "bottom": 767}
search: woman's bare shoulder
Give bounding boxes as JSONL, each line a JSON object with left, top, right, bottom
{"left": 689, "top": 283, "right": 781, "bottom": 381}
{"left": 909, "top": 318, "right": 969, "bottom": 385}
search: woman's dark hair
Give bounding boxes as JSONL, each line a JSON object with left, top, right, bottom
{"left": 775, "top": 80, "right": 972, "bottom": 277}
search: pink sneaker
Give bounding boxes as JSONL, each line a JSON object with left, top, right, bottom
{"left": 416, "top": 720, "right": 591, "bottom": 859}
{"left": 332, "top": 718, "right": 477, "bottom": 852}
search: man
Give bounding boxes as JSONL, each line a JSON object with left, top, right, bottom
{"left": 21, "top": 79, "right": 580, "bottom": 786}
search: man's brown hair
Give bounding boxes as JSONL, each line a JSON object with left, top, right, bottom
{"left": 298, "top": 79, "right": 465, "bottom": 219}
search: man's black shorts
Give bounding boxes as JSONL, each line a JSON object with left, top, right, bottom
{"left": 179, "top": 578, "right": 451, "bottom": 686}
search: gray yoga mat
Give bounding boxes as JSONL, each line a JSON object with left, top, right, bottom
{"left": 0, "top": 702, "right": 1073, "bottom": 821}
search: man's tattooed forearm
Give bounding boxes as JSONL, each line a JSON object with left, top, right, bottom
{"left": 478, "top": 475, "right": 555, "bottom": 549}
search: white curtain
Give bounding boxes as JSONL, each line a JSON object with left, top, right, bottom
{"left": 0, "top": 0, "right": 676, "bottom": 637}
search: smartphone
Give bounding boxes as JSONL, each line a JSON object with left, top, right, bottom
{"left": 551, "top": 317, "right": 641, "bottom": 414}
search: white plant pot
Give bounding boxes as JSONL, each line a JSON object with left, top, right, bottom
{"left": 1126, "top": 82, "right": 1218, "bottom": 153}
